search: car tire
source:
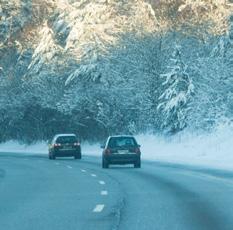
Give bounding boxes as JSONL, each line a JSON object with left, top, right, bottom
{"left": 102, "top": 158, "right": 109, "bottom": 168}
{"left": 51, "top": 153, "right": 56, "bottom": 160}
{"left": 74, "top": 154, "right": 81, "bottom": 159}
{"left": 134, "top": 160, "right": 141, "bottom": 168}
{"left": 49, "top": 154, "right": 52, "bottom": 160}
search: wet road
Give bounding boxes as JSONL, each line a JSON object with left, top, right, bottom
{"left": 1, "top": 153, "right": 233, "bottom": 230}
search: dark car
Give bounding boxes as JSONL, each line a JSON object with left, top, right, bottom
{"left": 48, "top": 134, "right": 81, "bottom": 160}
{"left": 101, "top": 135, "right": 141, "bottom": 168}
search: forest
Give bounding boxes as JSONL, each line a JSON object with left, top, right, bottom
{"left": 0, "top": 0, "right": 233, "bottom": 142}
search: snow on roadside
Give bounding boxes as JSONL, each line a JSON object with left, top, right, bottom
{"left": 0, "top": 126, "right": 233, "bottom": 171}
{"left": 0, "top": 141, "right": 48, "bottom": 154}
{"left": 0, "top": 140, "right": 100, "bottom": 155}
{"left": 136, "top": 124, "right": 233, "bottom": 171}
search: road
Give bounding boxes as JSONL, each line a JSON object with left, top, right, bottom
{"left": 1, "top": 153, "right": 233, "bottom": 230}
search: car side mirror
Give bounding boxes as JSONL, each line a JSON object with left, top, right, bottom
{"left": 138, "top": 144, "right": 141, "bottom": 148}
{"left": 100, "top": 145, "right": 105, "bottom": 149}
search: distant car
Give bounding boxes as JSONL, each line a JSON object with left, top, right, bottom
{"left": 101, "top": 135, "right": 141, "bottom": 168}
{"left": 48, "top": 134, "right": 81, "bottom": 160}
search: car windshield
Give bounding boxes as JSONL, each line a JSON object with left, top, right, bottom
{"left": 108, "top": 137, "right": 137, "bottom": 148}
{"left": 56, "top": 136, "right": 77, "bottom": 144}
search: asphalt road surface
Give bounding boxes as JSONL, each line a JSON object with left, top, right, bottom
{"left": 1, "top": 153, "right": 233, "bottom": 230}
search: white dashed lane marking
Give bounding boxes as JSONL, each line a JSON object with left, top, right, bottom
{"left": 67, "top": 165, "right": 72, "bottom": 169}
{"left": 81, "top": 169, "right": 86, "bottom": 172}
{"left": 99, "top": 180, "right": 105, "bottom": 185}
{"left": 91, "top": 174, "right": 97, "bottom": 177}
{"left": 101, "top": 190, "right": 108, "bottom": 196}
{"left": 93, "top": 204, "right": 105, "bottom": 213}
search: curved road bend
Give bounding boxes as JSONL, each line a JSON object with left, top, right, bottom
{"left": 0, "top": 153, "right": 233, "bottom": 230}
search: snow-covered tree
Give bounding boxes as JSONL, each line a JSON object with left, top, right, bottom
{"left": 157, "top": 45, "right": 194, "bottom": 133}
{"left": 207, "top": 15, "right": 233, "bottom": 126}
{"left": 211, "top": 15, "right": 233, "bottom": 59}
{"left": 1, "top": 0, "right": 233, "bottom": 142}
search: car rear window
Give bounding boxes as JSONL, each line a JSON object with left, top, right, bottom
{"left": 56, "top": 136, "right": 77, "bottom": 144}
{"left": 108, "top": 137, "right": 137, "bottom": 148}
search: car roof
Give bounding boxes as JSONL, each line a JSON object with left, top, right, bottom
{"left": 107, "top": 135, "right": 136, "bottom": 142}
{"left": 109, "top": 135, "right": 135, "bottom": 138}
{"left": 54, "top": 134, "right": 77, "bottom": 138}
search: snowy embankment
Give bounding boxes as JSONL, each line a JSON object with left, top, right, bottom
{"left": 137, "top": 130, "right": 233, "bottom": 171}
{"left": 0, "top": 126, "right": 233, "bottom": 171}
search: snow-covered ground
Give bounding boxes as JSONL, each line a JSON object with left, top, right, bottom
{"left": 136, "top": 130, "right": 233, "bottom": 171}
{"left": 0, "top": 126, "right": 233, "bottom": 171}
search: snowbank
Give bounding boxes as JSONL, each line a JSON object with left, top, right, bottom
{"left": 136, "top": 129, "right": 233, "bottom": 170}
{"left": 1, "top": 126, "right": 233, "bottom": 170}
{"left": 0, "top": 141, "right": 47, "bottom": 154}
{"left": 0, "top": 141, "right": 100, "bottom": 156}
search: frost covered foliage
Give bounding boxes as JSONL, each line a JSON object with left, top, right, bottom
{"left": 187, "top": 15, "right": 233, "bottom": 131}
{"left": 0, "top": 1, "right": 233, "bottom": 142}
{"left": 187, "top": 57, "right": 228, "bottom": 131}
{"left": 150, "top": 0, "right": 232, "bottom": 37}
{"left": 157, "top": 46, "right": 194, "bottom": 133}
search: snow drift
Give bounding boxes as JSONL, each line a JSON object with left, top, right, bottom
{"left": 1, "top": 125, "right": 233, "bottom": 171}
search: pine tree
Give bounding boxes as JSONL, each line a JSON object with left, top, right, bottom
{"left": 210, "top": 15, "right": 233, "bottom": 123}
{"left": 157, "top": 45, "right": 194, "bottom": 133}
